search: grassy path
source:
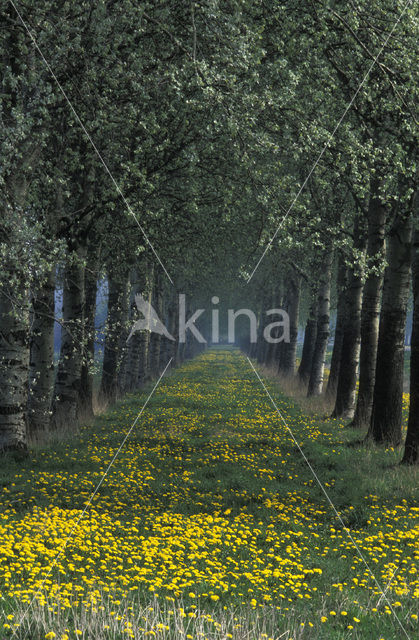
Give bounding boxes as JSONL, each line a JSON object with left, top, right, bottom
{"left": 0, "top": 348, "right": 418, "bottom": 639}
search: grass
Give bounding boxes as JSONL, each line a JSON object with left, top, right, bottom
{"left": 0, "top": 348, "right": 418, "bottom": 639}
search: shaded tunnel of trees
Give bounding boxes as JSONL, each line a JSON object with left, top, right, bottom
{"left": 0, "top": 1, "right": 418, "bottom": 464}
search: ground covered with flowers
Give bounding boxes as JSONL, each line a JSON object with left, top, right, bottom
{"left": 0, "top": 348, "right": 418, "bottom": 639}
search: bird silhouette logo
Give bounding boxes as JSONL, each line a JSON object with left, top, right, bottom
{"left": 126, "top": 293, "right": 175, "bottom": 343}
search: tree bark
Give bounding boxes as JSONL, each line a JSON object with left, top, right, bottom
{"left": 79, "top": 250, "right": 98, "bottom": 419}
{"left": 249, "top": 308, "right": 259, "bottom": 359}
{"left": 159, "top": 290, "right": 174, "bottom": 370}
{"left": 368, "top": 208, "right": 413, "bottom": 445}
{"left": 0, "top": 6, "right": 44, "bottom": 451}
{"left": 298, "top": 295, "right": 317, "bottom": 385}
{"left": 137, "top": 273, "right": 153, "bottom": 385}
{"left": 333, "top": 216, "right": 366, "bottom": 419}
{"left": 402, "top": 218, "right": 419, "bottom": 464}
{"left": 100, "top": 265, "right": 130, "bottom": 402}
{"left": 152, "top": 275, "right": 162, "bottom": 372}
{"left": 170, "top": 294, "right": 180, "bottom": 366}
{"left": 28, "top": 266, "right": 55, "bottom": 434}
{"left": 351, "top": 184, "right": 387, "bottom": 428}
{"left": 137, "top": 327, "right": 151, "bottom": 384}
{"left": 279, "top": 275, "right": 301, "bottom": 376}
{"left": 265, "top": 282, "right": 283, "bottom": 367}
{"left": 123, "top": 262, "right": 153, "bottom": 391}
{"left": 332, "top": 273, "right": 363, "bottom": 419}
{"left": 256, "top": 291, "right": 271, "bottom": 363}
{"left": 178, "top": 339, "right": 186, "bottom": 364}
{"left": 251, "top": 306, "right": 263, "bottom": 360}
{"left": 166, "top": 296, "right": 178, "bottom": 366}
{"left": 265, "top": 335, "right": 277, "bottom": 367}
{"left": 120, "top": 269, "right": 141, "bottom": 392}
{"left": 52, "top": 251, "right": 86, "bottom": 430}
{"left": 307, "top": 249, "right": 333, "bottom": 397}
{"left": 0, "top": 264, "right": 29, "bottom": 452}
{"left": 326, "top": 257, "right": 347, "bottom": 398}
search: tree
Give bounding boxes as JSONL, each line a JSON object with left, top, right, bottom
{"left": 0, "top": 3, "right": 50, "bottom": 450}
{"left": 368, "top": 205, "right": 413, "bottom": 445}
{"left": 307, "top": 248, "right": 333, "bottom": 397}
{"left": 351, "top": 178, "right": 387, "bottom": 428}
{"left": 402, "top": 213, "right": 419, "bottom": 464}
{"left": 326, "top": 256, "right": 347, "bottom": 398}
{"left": 298, "top": 295, "right": 317, "bottom": 385}
{"left": 332, "top": 214, "right": 366, "bottom": 419}
{"left": 99, "top": 260, "right": 130, "bottom": 404}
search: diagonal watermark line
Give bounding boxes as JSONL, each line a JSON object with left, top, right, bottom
{"left": 246, "top": 0, "right": 413, "bottom": 283}
{"left": 9, "top": 0, "right": 173, "bottom": 286}
{"left": 246, "top": 356, "right": 411, "bottom": 640}
{"left": 375, "top": 565, "right": 400, "bottom": 609}
{"left": 11, "top": 357, "right": 173, "bottom": 638}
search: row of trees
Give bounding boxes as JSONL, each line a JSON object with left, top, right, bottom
{"left": 1, "top": 0, "right": 260, "bottom": 449}
{"left": 243, "top": 186, "right": 417, "bottom": 464}
{"left": 232, "top": 2, "right": 417, "bottom": 464}
{"left": 1, "top": 1, "right": 417, "bottom": 464}
{"left": 238, "top": 0, "right": 418, "bottom": 465}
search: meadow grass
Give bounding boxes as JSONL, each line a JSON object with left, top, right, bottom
{"left": 0, "top": 348, "right": 418, "bottom": 639}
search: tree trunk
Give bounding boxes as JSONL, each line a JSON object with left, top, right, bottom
{"left": 368, "top": 208, "right": 413, "bottom": 445}
{"left": 123, "top": 262, "right": 153, "bottom": 391}
{"left": 256, "top": 332, "right": 267, "bottom": 363}
{"left": 53, "top": 150, "right": 95, "bottom": 428}
{"left": 140, "top": 266, "right": 158, "bottom": 381}
{"left": 178, "top": 339, "right": 186, "bottom": 364}
{"left": 249, "top": 307, "right": 259, "bottom": 359}
{"left": 170, "top": 294, "right": 180, "bottom": 366}
{"left": 137, "top": 328, "right": 151, "bottom": 384}
{"left": 100, "top": 266, "right": 130, "bottom": 402}
{"left": 148, "top": 270, "right": 163, "bottom": 377}
{"left": 79, "top": 251, "right": 98, "bottom": 419}
{"left": 137, "top": 270, "right": 154, "bottom": 384}
{"left": 265, "top": 283, "right": 283, "bottom": 367}
{"left": 251, "top": 307, "right": 263, "bottom": 360}
{"left": 351, "top": 185, "right": 387, "bottom": 427}
{"left": 256, "top": 292, "right": 270, "bottom": 363}
{"left": 274, "top": 335, "right": 285, "bottom": 370}
{"left": 159, "top": 293, "right": 173, "bottom": 370}
{"left": 326, "top": 257, "right": 347, "bottom": 398}
{"left": 121, "top": 269, "right": 142, "bottom": 392}
{"left": 333, "top": 216, "right": 366, "bottom": 419}
{"left": 249, "top": 340, "right": 257, "bottom": 359}
{"left": 52, "top": 251, "right": 85, "bottom": 430}
{"left": 298, "top": 296, "right": 317, "bottom": 385}
{"left": 265, "top": 336, "right": 277, "bottom": 367}
{"left": 167, "top": 296, "right": 178, "bottom": 365}
{"left": 402, "top": 219, "right": 419, "bottom": 464}
{"left": 0, "top": 265, "right": 29, "bottom": 452}
{"left": 0, "top": 10, "right": 41, "bottom": 452}
{"left": 307, "top": 249, "right": 333, "bottom": 397}
{"left": 185, "top": 328, "right": 194, "bottom": 360}
{"left": 28, "top": 266, "right": 55, "bottom": 434}
{"left": 273, "top": 288, "right": 287, "bottom": 368}
{"left": 332, "top": 273, "right": 363, "bottom": 419}
{"left": 279, "top": 275, "right": 301, "bottom": 376}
